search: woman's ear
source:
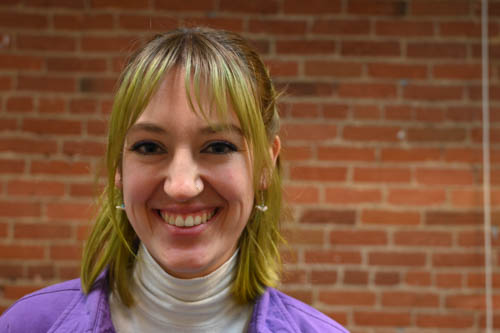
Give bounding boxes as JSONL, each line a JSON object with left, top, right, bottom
{"left": 260, "top": 135, "right": 281, "bottom": 189}
{"left": 270, "top": 135, "right": 281, "bottom": 167}
{"left": 115, "top": 171, "right": 122, "bottom": 189}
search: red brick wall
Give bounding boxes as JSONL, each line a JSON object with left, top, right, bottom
{"left": 1, "top": 0, "right": 500, "bottom": 331}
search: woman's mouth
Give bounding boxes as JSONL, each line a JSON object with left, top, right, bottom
{"left": 158, "top": 208, "right": 218, "bottom": 227}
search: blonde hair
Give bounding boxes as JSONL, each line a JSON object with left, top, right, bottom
{"left": 81, "top": 27, "right": 283, "bottom": 305}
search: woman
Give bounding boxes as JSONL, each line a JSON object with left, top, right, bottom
{"left": 0, "top": 27, "right": 348, "bottom": 332}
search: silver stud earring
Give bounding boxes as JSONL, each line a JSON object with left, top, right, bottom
{"left": 116, "top": 203, "right": 125, "bottom": 210}
{"left": 255, "top": 192, "right": 268, "bottom": 212}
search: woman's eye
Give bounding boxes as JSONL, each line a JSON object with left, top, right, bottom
{"left": 203, "top": 141, "right": 238, "bottom": 155}
{"left": 130, "top": 141, "right": 165, "bottom": 155}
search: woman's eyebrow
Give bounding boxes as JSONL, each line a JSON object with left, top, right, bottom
{"left": 200, "top": 124, "right": 243, "bottom": 136}
{"left": 127, "top": 122, "right": 167, "bottom": 135}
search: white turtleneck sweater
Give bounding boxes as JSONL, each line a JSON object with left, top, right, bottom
{"left": 109, "top": 244, "right": 254, "bottom": 333}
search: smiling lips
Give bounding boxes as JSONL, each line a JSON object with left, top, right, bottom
{"left": 159, "top": 209, "right": 217, "bottom": 227}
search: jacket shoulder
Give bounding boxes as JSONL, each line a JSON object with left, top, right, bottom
{"left": 0, "top": 278, "right": 83, "bottom": 333}
{"left": 251, "top": 287, "right": 349, "bottom": 333}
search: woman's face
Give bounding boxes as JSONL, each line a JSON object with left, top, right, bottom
{"left": 117, "top": 70, "right": 255, "bottom": 278}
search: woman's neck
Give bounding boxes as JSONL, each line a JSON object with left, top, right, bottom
{"left": 109, "top": 243, "right": 253, "bottom": 332}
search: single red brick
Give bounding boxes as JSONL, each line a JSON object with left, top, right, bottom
{"left": 305, "top": 61, "right": 363, "bottom": 77}
{"left": 118, "top": 14, "right": 178, "bottom": 31}
{"left": 0, "top": 54, "right": 43, "bottom": 71}
{"left": 344, "top": 270, "right": 369, "bottom": 285}
{"left": 310, "top": 270, "right": 338, "bottom": 284}
{"left": 53, "top": 13, "right": 114, "bottom": 30}
{"left": 39, "top": 97, "right": 66, "bottom": 114}
{"left": 277, "top": 81, "right": 335, "bottom": 97}
{"left": 46, "top": 202, "right": 95, "bottom": 221}
{"left": 388, "top": 188, "right": 446, "bottom": 206}
{"left": 290, "top": 166, "right": 347, "bottom": 182}
{"left": 412, "top": 0, "right": 470, "bottom": 16}
{"left": 406, "top": 271, "right": 431, "bottom": 286}
{"left": 320, "top": 291, "right": 376, "bottom": 306}
{"left": 281, "top": 145, "right": 312, "bottom": 161}
{"left": 362, "top": 210, "right": 421, "bottom": 226}
{"left": 0, "top": 137, "right": 58, "bottom": 154}
{"left": 369, "top": 252, "right": 427, "bottom": 267}
{"left": 312, "top": 19, "right": 370, "bottom": 35}
{"left": 0, "top": 159, "right": 25, "bottom": 174}
{"left": 300, "top": 209, "right": 356, "bottom": 225}
{"left": 406, "top": 127, "right": 466, "bottom": 142}
{"left": 432, "top": 253, "right": 484, "bottom": 267}
{"left": 343, "top": 125, "right": 400, "bottom": 142}
{"left": 90, "top": 0, "right": 149, "bottom": 9}
{"left": 17, "top": 76, "right": 76, "bottom": 93}
{"left": 22, "top": 118, "right": 82, "bottom": 135}
{"left": 354, "top": 311, "right": 411, "bottom": 327}
{"left": 79, "top": 77, "right": 116, "bottom": 93}
{"left": 375, "top": 272, "right": 400, "bottom": 286}
{"left": 347, "top": 0, "right": 408, "bottom": 15}
{"left": 407, "top": 42, "right": 467, "bottom": 58}
{"left": 6, "top": 96, "right": 34, "bottom": 113}
{"left": 265, "top": 60, "right": 299, "bottom": 77}
{"left": 368, "top": 63, "right": 428, "bottom": 79}
{"left": 14, "top": 223, "right": 72, "bottom": 239}
{"left": 219, "top": 0, "right": 278, "bottom": 14}
{"left": 281, "top": 123, "right": 337, "bottom": 141}
{"left": 341, "top": 41, "right": 401, "bottom": 57}
{"left": 63, "top": 140, "right": 106, "bottom": 157}
{"left": 305, "top": 250, "right": 362, "bottom": 264}
{"left": 382, "top": 291, "right": 439, "bottom": 307}
{"left": 276, "top": 40, "right": 336, "bottom": 55}
{"left": 436, "top": 273, "right": 463, "bottom": 288}
{"left": 381, "top": 148, "right": 441, "bottom": 162}
{"left": 339, "top": 83, "right": 397, "bottom": 99}
{"left": 353, "top": 167, "right": 411, "bottom": 183}
{"left": 31, "top": 160, "right": 90, "bottom": 175}
{"left": 318, "top": 146, "right": 376, "bottom": 162}
{"left": 46, "top": 57, "right": 107, "bottom": 72}
{"left": 416, "top": 314, "right": 474, "bottom": 329}
{"left": 17, "top": 34, "right": 76, "bottom": 52}
{"left": 326, "top": 187, "right": 382, "bottom": 204}
{"left": 283, "top": 0, "right": 341, "bottom": 14}
{"left": 281, "top": 269, "right": 307, "bottom": 285}
{"left": 283, "top": 227, "right": 324, "bottom": 245}
{"left": 49, "top": 245, "right": 83, "bottom": 260}
{"left": 283, "top": 185, "right": 319, "bottom": 204}
{"left": 7, "top": 180, "right": 65, "bottom": 197}
{"left": 0, "top": 244, "right": 45, "bottom": 259}
{"left": 248, "top": 19, "right": 307, "bottom": 35}
{"left": 426, "top": 211, "right": 483, "bottom": 226}
{"left": 81, "top": 36, "right": 137, "bottom": 53}
{"left": 404, "top": 84, "right": 464, "bottom": 100}
{"left": 27, "top": 264, "right": 56, "bottom": 279}
{"left": 376, "top": 20, "right": 435, "bottom": 36}
{"left": 24, "top": 0, "right": 84, "bottom": 8}
{"left": 0, "top": 11, "right": 48, "bottom": 29}
{"left": 330, "top": 230, "right": 387, "bottom": 246}
{"left": 416, "top": 168, "right": 475, "bottom": 186}
{"left": 394, "top": 231, "right": 452, "bottom": 246}
{"left": 183, "top": 17, "right": 244, "bottom": 32}
{"left": 440, "top": 21, "right": 481, "bottom": 37}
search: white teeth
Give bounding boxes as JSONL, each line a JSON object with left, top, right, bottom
{"left": 160, "top": 209, "right": 216, "bottom": 228}
{"left": 175, "top": 216, "right": 183, "bottom": 227}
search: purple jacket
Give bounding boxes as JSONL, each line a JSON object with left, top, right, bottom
{"left": 0, "top": 274, "right": 348, "bottom": 332}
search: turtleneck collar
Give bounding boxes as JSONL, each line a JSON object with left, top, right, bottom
{"left": 109, "top": 243, "right": 253, "bottom": 332}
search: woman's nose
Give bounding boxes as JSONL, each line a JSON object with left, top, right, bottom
{"left": 163, "top": 150, "right": 204, "bottom": 201}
